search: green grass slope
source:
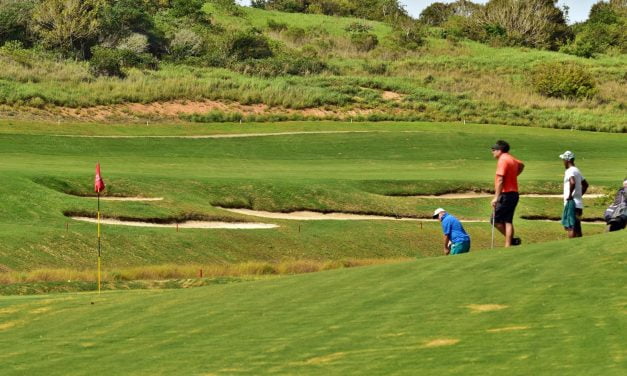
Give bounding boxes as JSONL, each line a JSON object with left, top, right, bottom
{"left": 0, "top": 121, "right": 623, "bottom": 271}
{"left": 1, "top": 232, "right": 625, "bottom": 375}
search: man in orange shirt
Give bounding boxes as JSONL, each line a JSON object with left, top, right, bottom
{"left": 491, "top": 140, "right": 525, "bottom": 247}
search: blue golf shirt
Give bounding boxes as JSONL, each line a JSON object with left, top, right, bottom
{"left": 440, "top": 213, "right": 470, "bottom": 244}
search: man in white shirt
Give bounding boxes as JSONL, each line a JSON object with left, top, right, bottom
{"left": 560, "top": 151, "right": 589, "bottom": 238}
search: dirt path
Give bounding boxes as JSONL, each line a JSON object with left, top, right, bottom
{"left": 71, "top": 217, "right": 278, "bottom": 229}
{"left": 220, "top": 208, "right": 488, "bottom": 222}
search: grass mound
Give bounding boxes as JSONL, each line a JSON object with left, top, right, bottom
{"left": 1, "top": 231, "right": 625, "bottom": 375}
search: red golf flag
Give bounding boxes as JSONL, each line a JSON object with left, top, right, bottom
{"left": 94, "top": 163, "right": 105, "bottom": 193}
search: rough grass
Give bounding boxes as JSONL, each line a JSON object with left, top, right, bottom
{"left": 0, "top": 258, "right": 408, "bottom": 286}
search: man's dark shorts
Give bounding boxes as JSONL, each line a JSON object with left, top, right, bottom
{"left": 494, "top": 192, "right": 519, "bottom": 224}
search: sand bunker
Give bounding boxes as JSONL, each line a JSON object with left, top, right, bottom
{"left": 487, "top": 326, "right": 529, "bottom": 333}
{"left": 71, "top": 217, "right": 278, "bottom": 229}
{"left": 404, "top": 192, "right": 605, "bottom": 199}
{"left": 422, "top": 339, "right": 460, "bottom": 348}
{"left": 467, "top": 304, "right": 508, "bottom": 313}
{"left": 89, "top": 197, "right": 164, "bottom": 202}
{"left": 221, "top": 208, "right": 488, "bottom": 222}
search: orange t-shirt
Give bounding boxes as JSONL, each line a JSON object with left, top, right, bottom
{"left": 496, "top": 153, "right": 522, "bottom": 193}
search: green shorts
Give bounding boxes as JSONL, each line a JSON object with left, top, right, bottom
{"left": 451, "top": 241, "right": 470, "bottom": 255}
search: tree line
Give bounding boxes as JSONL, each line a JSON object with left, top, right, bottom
{"left": 419, "top": 0, "right": 626, "bottom": 56}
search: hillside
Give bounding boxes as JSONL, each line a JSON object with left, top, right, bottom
{"left": 0, "top": 121, "right": 624, "bottom": 272}
{"left": 0, "top": 1, "right": 624, "bottom": 131}
{"left": 1, "top": 231, "right": 625, "bottom": 375}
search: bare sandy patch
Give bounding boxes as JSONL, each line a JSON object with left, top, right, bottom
{"left": 30, "top": 307, "right": 51, "bottom": 314}
{"left": 382, "top": 91, "right": 405, "bottom": 101}
{"left": 304, "top": 352, "right": 347, "bottom": 365}
{"left": 71, "top": 217, "right": 278, "bottom": 229}
{"left": 467, "top": 304, "right": 508, "bottom": 313}
{"left": 0, "top": 307, "right": 19, "bottom": 315}
{"left": 0, "top": 320, "right": 21, "bottom": 331}
{"left": 487, "top": 326, "right": 529, "bottom": 333}
{"left": 422, "top": 338, "right": 460, "bottom": 348}
{"left": 220, "top": 208, "right": 488, "bottom": 222}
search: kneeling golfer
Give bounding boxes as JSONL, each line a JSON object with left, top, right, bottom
{"left": 433, "top": 208, "right": 471, "bottom": 255}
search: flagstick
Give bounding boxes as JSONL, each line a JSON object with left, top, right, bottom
{"left": 97, "top": 192, "right": 101, "bottom": 295}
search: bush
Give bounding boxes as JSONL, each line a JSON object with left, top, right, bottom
{"left": 351, "top": 33, "right": 378, "bottom": 52}
{"left": 363, "top": 62, "right": 388, "bottom": 75}
{"left": 531, "top": 62, "right": 597, "bottom": 99}
{"left": 232, "top": 56, "right": 327, "bottom": 77}
{"left": 90, "top": 47, "right": 125, "bottom": 77}
{"left": 169, "top": 29, "right": 204, "bottom": 59}
{"left": 0, "top": 0, "right": 36, "bottom": 45}
{"left": 227, "top": 30, "right": 273, "bottom": 60}
{"left": 267, "top": 19, "right": 288, "bottom": 32}
{"left": 344, "top": 22, "right": 373, "bottom": 33}
{"left": 90, "top": 46, "right": 158, "bottom": 77}
{"left": 170, "top": 0, "right": 207, "bottom": 22}
{"left": 283, "top": 26, "right": 306, "bottom": 42}
{"left": 393, "top": 20, "right": 425, "bottom": 50}
{"left": 116, "top": 33, "right": 149, "bottom": 54}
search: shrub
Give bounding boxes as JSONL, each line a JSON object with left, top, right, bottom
{"left": 344, "top": 22, "right": 372, "bottom": 33}
{"left": 267, "top": 19, "right": 288, "bottom": 32}
{"left": 99, "top": 0, "right": 155, "bottom": 44}
{"left": 31, "top": 0, "right": 105, "bottom": 57}
{"left": 363, "top": 62, "right": 388, "bottom": 75}
{"left": 283, "top": 26, "right": 306, "bottom": 42}
{"left": 90, "top": 46, "right": 125, "bottom": 77}
{"left": 0, "top": 0, "right": 36, "bottom": 45}
{"left": 170, "top": 0, "right": 207, "bottom": 22}
{"left": 90, "top": 46, "right": 158, "bottom": 77}
{"left": 169, "top": 29, "right": 204, "bottom": 59}
{"left": 227, "top": 30, "right": 273, "bottom": 60}
{"left": 475, "top": 0, "right": 570, "bottom": 50}
{"left": 351, "top": 33, "right": 378, "bottom": 52}
{"left": 232, "top": 56, "right": 327, "bottom": 77}
{"left": 0, "top": 40, "right": 32, "bottom": 67}
{"left": 116, "top": 33, "right": 149, "bottom": 54}
{"left": 531, "top": 62, "right": 597, "bottom": 99}
{"left": 393, "top": 19, "right": 425, "bottom": 50}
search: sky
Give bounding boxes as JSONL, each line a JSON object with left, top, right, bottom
{"left": 234, "top": 0, "right": 601, "bottom": 24}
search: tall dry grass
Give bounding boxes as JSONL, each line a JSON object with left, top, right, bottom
{"left": 0, "top": 258, "right": 411, "bottom": 284}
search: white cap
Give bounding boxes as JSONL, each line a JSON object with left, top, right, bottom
{"left": 432, "top": 208, "right": 446, "bottom": 219}
{"left": 559, "top": 151, "right": 575, "bottom": 160}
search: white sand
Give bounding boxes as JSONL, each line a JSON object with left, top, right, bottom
{"left": 71, "top": 217, "right": 278, "bottom": 229}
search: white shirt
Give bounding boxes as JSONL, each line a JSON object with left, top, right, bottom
{"left": 563, "top": 166, "right": 585, "bottom": 209}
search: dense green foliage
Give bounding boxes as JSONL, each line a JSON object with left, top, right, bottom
{"left": 252, "top": 0, "right": 410, "bottom": 22}
{"left": 1, "top": 232, "right": 625, "bottom": 374}
{"left": 531, "top": 61, "right": 597, "bottom": 99}
{"left": 561, "top": 0, "right": 627, "bottom": 58}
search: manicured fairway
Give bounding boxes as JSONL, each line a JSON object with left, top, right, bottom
{"left": 0, "top": 231, "right": 625, "bottom": 375}
{"left": 0, "top": 121, "right": 624, "bottom": 271}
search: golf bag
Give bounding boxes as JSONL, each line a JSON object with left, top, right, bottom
{"left": 604, "top": 190, "right": 627, "bottom": 228}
